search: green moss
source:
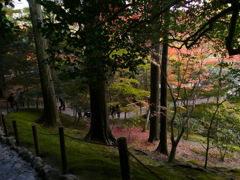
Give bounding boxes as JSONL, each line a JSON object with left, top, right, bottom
{"left": 195, "top": 174, "right": 224, "bottom": 180}
{"left": 232, "top": 145, "right": 240, "bottom": 153}
{"left": 230, "top": 169, "right": 240, "bottom": 173}
{"left": 187, "top": 136, "right": 206, "bottom": 144}
{"left": 190, "top": 148, "right": 205, "bottom": 155}
{"left": 4, "top": 109, "right": 162, "bottom": 179}
{"left": 171, "top": 166, "right": 225, "bottom": 180}
{"left": 3, "top": 109, "right": 239, "bottom": 180}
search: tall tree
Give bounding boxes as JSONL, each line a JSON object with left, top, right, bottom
{"left": 27, "top": 0, "right": 59, "bottom": 127}
{"left": 166, "top": 46, "right": 209, "bottom": 162}
{"left": 0, "top": 37, "right": 8, "bottom": 98}
{"left": 155, "top": 10, "right": 169, "bottom": 155}
{"left": 36, "top": 1, "right": 129, "bottom": 144}
{"left": 38, "top": 0, "right": 240, "bottom": 144}
{"left": 0, "top": 2, "right": 15, "bottom": 98}
{"left": 148, "top": 42, "right": 160, "bottom": 142}
{"left": 39, "top": 0, "right": 162, "bottom": 144}
{"left": 204, "top": 58, "right": 226, "bottom": 169}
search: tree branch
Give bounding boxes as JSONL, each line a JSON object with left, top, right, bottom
{"left": 226, "top": 1, "right": 240, "bottom": 55}
{"left": 185, "top": 5, "right": 235, "bottom": 48}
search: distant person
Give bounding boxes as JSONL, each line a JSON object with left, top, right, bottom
{"left": 115, "top": 104, "right": 121, "bottom": 119}
{"left": 110, "top": 105, "right": 116, "bottom": 118}
{"left": 84, "top": 109, "right": 91, "bottom": 118}
{"left": 147, "top": 96, "right": 150, "bottom": 104}
{"left": 59, "top": 97, "right": 65, "bottom": 111}
{"left": 7, "top": 93, "right": 17, "bottom": 110}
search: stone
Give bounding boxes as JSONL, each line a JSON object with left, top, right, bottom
{"left": 0, "top": 142, "right": 39, "bottom": 180}
{"left": 24, "top": 151, "right": 34, "bottom": 162}
{"left": 45, "top": 169, "right": 61, "bottom": 180}
{"left": 32, "top": 156, "right": 43, "bottom": 170}
{"left": 60, "top": 174, "right": 80, "bottom": 180}
{"left": 33, "top": 160, "right": 43, "bottom": 170}
{"left": 18, "top": 147, "right": 29, "bottom": 159}
{"left": 0, "top": 135, "right": 79, "bottom": 180}
{"left": 39, "top": 165, "right": 53, "bottom": 178}
{"left": 32, "top": 156, "right": 42, "bottom": 165}
{"left": 6, "top": 137, "right": 15, "bottom": 145}
{"left": 10, "top": 143, "right": 17, "bottom": 150}
{"left": 8, "top": 137, "right": 16, "bottom": 145}
{"left": 1, "top": 136, "right": 7, "bottom": 143}
{"left": 16, "top": 146, "right": 22, "bottom": 153}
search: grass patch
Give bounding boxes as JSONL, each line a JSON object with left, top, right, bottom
{"left": 2, "top": 109, "right": 239, "bottom": 180}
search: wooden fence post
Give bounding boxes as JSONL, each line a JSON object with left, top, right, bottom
{"left": 12, "top": 120, "right": 19, "bottom": 146}
{"left": 32, "top": 125, "right": 40, "bottom": 156}
{"left": 1, "top": 114, "right": 8, "bottom": 136}
{"left": 117, "top": 137, "right": 130, "bottom": 180}
{"left": 59, "top": 126, "right": 67, "bottom": 174}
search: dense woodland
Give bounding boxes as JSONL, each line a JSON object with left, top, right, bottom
{"left": 0, "top": 0, "right": 240, "bottom": 179}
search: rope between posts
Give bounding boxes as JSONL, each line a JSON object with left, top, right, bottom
{"left": 64, "top": 134, "right": 118, "bottom": 147}
{"left": 127, "top": 150, "right": 163, "bottom": 180}
{"left": 18, "top": 127, "right": 31, "bottom": 131}
{"left": 64, "top": 134, "right": 82, "bottom": 141}
{"left": 3, "top": 126, "right": 58, "bottom": 136}
{"left": 37, "top": 131, "right": 59, "bottom": 136}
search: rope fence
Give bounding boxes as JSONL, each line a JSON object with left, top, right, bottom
{"left": 36, "top": 132, "right": 59, "bottom": 136}
{"left": 0, "top": 114, "right": 162, "bottom": 179}
{"left": 128, "top": 150, "right": 163, "bottom": 180}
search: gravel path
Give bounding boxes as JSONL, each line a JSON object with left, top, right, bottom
{"left": 0, "top": 142, "right": 40, "bottom": 180}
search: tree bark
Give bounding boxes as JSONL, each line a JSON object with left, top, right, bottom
{"left": 148, "top": 44, "right": 160, "bottom": 142}
{"left": 155, "top": 9, "right": 170, "bottom": 155}
{"left": 204, "top": 60, "right": 224, "bottom": 169}
{"left": 156, "top": 35, "right": 168, "bottom": 155}
{"left": 27, "top": 0, "right": 60, "bottom": 127}
{"left": 84, "top": 67, "right": 116, "bottom": 145}
{"left": 0, "top": 61, "right": 5, "bottom": 98}
{"left": 168, "top": 141, "right": 177, "bottom": 162}
{"left": 142, "top": 107, "right": 150, "bottom": 132}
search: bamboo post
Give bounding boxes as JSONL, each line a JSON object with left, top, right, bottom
{"left": 59, "top": 126, "right": 67, "bottom": 174}
{"left": 32, "top": 125, "right": 40, "bottom": 156}
{"left": 117, "top": 137, "right": 130, "bottom": 180}
{"left": 12, "top": 120, "right": 19, "bottom": 146}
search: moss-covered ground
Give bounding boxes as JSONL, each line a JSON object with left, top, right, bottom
{"left": 2, "top": 109, "right": 240, "bottom": 180}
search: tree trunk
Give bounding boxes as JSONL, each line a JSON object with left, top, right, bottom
{"left": 186, "top": 119, "right": 189, "bottom": 139}
{"left": 204, "top": 60, "right": 224, "bottom": 169}
{"left": 156, "top": 35, "right": 169, "bottom": 155}
{"left": 148, "top": 44, "right": 160, "bottom": 142}
{"left": 142, "top": 107, "right": 150, "bottom": 132}
{"left": 168, "top": 141, "right": 178, "bottom": 162}
{"left": 27, "top": 0, "right": 60, "bottom": 127}
{"left": 84, "top": 66, "right": 116, "bottom": 145}
{"left": 0, "top": 62, "right": 5, "bottom": 98}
